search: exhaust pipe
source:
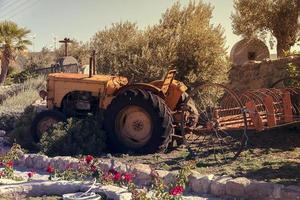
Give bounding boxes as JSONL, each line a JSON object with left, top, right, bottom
{"left": 89, "top": 56, "right": 92, "bottom": 78}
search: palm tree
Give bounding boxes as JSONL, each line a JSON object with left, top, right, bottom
{"left": 0, "top": 21, "right": 31, "bottom": 85}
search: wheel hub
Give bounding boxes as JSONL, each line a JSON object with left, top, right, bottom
{"left": 132, "top": 120, "right": 144, "bottom": 131}
{"left": 116, "top": 106, "right": 153, "bottom": 147}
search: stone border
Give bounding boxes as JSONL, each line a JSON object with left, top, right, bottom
{"left": 13, "top": 153, "right": 300, "bottom": 200}
{"left": 0, "top": 180, "right": 131, "bottom": 200}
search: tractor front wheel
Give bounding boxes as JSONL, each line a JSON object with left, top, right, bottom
{"left": 31, "top": 110, "right": 67, "bottom": 142}
{"left": 104, "top": 89, "right": 174, "bottom": 154}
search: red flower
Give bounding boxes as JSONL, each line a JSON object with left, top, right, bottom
{"left": 6, "top": 161, "right": 13, "bottom": 168}
{"left": 123, "top": 172, "right": 134, "bottom": 183}
{"left": 46, "top": 165, "right": 55, "bottom": 174}
{"left": 85, "top": 155, "right": 94, "bottom": 164}
{"left": 90, "top": 165, "right": 97, "bottom": 172}
{"left": 27, "top": 171, "right": 34, "bottom": 178}
{"left": 0, "top": 161, "right": 3, "bottom": 167}
{"left": 108, "top": 168, "right": 117, "bottom": 175}
{"left": 113, "top": 172, "right": 121, "bottom": 181}
{"left": 0, "top": 171, "right": 4, "bottom": 177}
{"left": 169, "top": 185, "right": 184, "bottom": 196}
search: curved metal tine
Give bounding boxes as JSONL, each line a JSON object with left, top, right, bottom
{"left": 209, "top": 86, "right": 225, "bottom": 162}
{"left": 192, "top": 86, "right": 217, "bottom": 158}
{"left": 285, "top": 88, "right": 300, "bottom": 115}
{"left": 205, "top": 86, "right": 231, "bottom": 163}
{"left": 212, "top": 126, "right": 227, "bottom": 163}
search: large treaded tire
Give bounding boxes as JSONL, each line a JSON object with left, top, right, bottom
{"left": 104, "top": 89, "right": 174, "bottom": 154}
{"left": 31, "top": 110, "right": 67, "bottom": 143}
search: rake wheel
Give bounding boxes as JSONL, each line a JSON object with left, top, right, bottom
{"left": 181, "top": 83, "right": 248, "bottom": 164}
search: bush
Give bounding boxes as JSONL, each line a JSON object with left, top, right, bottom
{"left": 285, "top": 62, "right": 300, "bottom": 86}
{"left": 91, "top": 1, "right": 229, "bottom": 86}
{"left": 0, "top": 81, "right": 44, "bottom": 132}
{"left": 6, "top": 68, "right": 39, "bottom": 84}
{"left": 8, "top": 106, "right": 38, "bottom": 151}
{"left": 0, "top": 75, "right": 46, "bottom": 104}
{"left": 40, "top": 114, "right": 106, "bottom": 157}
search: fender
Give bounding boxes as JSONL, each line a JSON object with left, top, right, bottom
{"left": 114, "top": 83, "right": 165, "bottom": 99}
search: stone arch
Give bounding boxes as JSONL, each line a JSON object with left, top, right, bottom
{"left": 230, "top": 38, "right": 270, "bottom": 66}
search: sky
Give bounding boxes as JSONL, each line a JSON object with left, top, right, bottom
{"left": 0, "top": 0, "right": 251, "bottom": 53}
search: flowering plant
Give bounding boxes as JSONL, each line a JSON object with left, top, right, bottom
{"left": 43, "top": 155, "right": 191, "bottom": 200}
{"left": 0, "top": 144, "right": 23, "bottom": 181}
{"left": 27, "top": 171, "right": 34, "bottom": 181}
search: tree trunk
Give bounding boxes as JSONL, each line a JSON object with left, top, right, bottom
{"left": 276, "top": 38, "right": 292, "bottom": 58}
{"left": 0, "top": 47, "right": 11, "bottom": 85}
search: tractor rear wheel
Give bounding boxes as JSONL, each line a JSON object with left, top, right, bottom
{"left": 104, "top": 89, "right": 174, "bottom": 154}
{"left": 31, "top": 110, "right": 67, "bottom": 142}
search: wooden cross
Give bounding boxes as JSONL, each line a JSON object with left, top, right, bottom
{"left": 59, "top": 38, "right": 72, "bottom": 57}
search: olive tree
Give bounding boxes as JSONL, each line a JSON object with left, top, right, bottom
{"left": 91, "top": 1, "right": 229, "bottom": 85}
{"left": 232, "top": 0, "right": 300, "bottom": 57}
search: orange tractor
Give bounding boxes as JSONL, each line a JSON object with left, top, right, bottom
{"left": 32, "top": 62, "right": 300, "bottom": 163}
{"left": 33, "top": 63, "right": 300, "bottom": 163}
{"left": 31, "top": 69, "right": 199, "bottom": 154}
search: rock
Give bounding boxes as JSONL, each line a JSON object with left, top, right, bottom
{"left": 0, "top": 180, "right": 84, "bottom": 198}
{"left": 0, "top": 145, "right": 10, "bottom": 157}
{"left": 32, "top": 154, "right": 49, "bottom": 170}
{"left": 15, "top": 154, "right": 28, "bottom": 166}
{"left": 0, "top": 130, "right": 6, "bottom": 136}
{"left": 0, "top": 178, "right": 26, "bottom": 185}
{"left": 56, "top": 157, "right": 71, "bottom": 171}
{"left": 280, "top": 185, "right": 300, "bottom": 200}
{"left": 156, "top": 170, "right": 178, "bottom": 185}
{"left": 97, "top": 159, "right": 111, "bottom": 171}
{"left": 245, "top": 180, "right": 281, "bottom": 199}
{"left": 25, "top": 154, "right": 36, "bottom": 168}
{"left": 225, "top": 177, "right": 250, "bottom": 197}
{"left": 210, "top": 176, "right": 232, "bottom": 196}
{"left": 189, "top": 171, "right": 214, "bottom": 194}
{"left": 132, "top": 163, "right": 152, "bottom": 186}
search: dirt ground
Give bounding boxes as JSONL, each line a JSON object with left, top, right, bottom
{"left": 110, "top": 126, "right": 300, "bottom": 186}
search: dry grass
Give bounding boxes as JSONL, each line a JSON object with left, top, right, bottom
{"left": 0, "top": 75, "right": 46, "bottom": 104}
{"left": 109, "top": 127, "right": 300, "bottom": 186}
{"left": 0, "top": 76, "right": 46, "bottom": 114}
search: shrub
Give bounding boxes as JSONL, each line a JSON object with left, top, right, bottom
{"left": 0, "top": 75, "right": 46, "bottom": 105}
{"left": 6, "top": 68, "right": 39, "bottom": 84}
{"left": 40, "top": 114, "right": 106, "bottom": 157}
{"left": 91, "top": 1, "right": 229, "bottom": 86}
{"left": 0, "top": 76, "right": 46, "bottom": 132}
{"left": 285, "top": 62, "right": 300, "bottom": 86}
{"left": 8, "top": 106, "right": 38, "bottom": 151}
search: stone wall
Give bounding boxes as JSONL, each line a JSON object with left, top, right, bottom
{"left": 228, "top": 56, "right": 300, "bottom": 90}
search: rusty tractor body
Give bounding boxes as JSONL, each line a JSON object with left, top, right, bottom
{"left": 32, "top": 70, "right": 190, "bottom": 154}
{"left": 31, "top": 63, "right": 300, "bottom": 161}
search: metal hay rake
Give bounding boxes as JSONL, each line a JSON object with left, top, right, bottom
{"left": 177, "top": 82, "right": 300, "bottom": 163}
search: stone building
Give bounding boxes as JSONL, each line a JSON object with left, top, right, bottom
{"left": 230, "top": 38, "right": 270, "bottom": 66}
